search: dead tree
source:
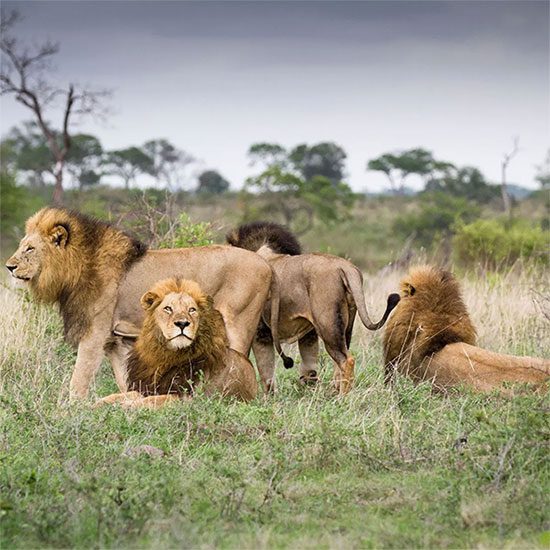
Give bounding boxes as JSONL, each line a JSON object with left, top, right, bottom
{"left": 501, "top": 137, "right": 520, "bottom": 217}
{"left": 0, "top": 10, "right": 109, "bottom": 204}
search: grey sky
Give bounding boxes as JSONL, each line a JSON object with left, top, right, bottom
{"left": 1, "top": 0, "right": 548, "bottom": 191}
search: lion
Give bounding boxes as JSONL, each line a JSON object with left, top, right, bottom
{"left": 383, "top": 265, "right": 550, "bottom": 393}
{"left": 6, "top": 208, "right": 289, "bottom": 399}
{"left": 227, "top": 221, "right": 400, "bottom": 395}
{"left": 95, "top": 278, "right": 257, "bottom": 408}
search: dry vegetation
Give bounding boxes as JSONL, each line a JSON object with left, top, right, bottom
{"left": 1, "top": 266, "right": 549, "bottom": 548}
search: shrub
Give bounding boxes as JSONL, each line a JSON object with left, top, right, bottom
{"left": 393, "top": 192, "right": 480, "bottom": 247}
{"left": 158, "top": 212, "right": 214, "bottom": 248}
{"left": 453, "top": 218, "right": 548, "bottom": 268}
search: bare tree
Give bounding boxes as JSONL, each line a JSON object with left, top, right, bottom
{"left": 501, "top": 137, "right": 520, "bottom": 217}
{"left": 0, "top": 9, "right": 109, "bottom": 204}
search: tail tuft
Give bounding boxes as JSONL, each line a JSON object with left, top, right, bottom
{"left": 283, "top": 356, "right": 294, "bottom": 369}
{"left": 387, "top": 293, "right": 401, "bottom": 311}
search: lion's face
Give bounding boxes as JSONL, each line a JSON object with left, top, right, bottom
{"left": 5, "top": 224, "right": 68, "bottom": 284}
{"left": 142, "top": 290, "right": 201, "bottom": 350}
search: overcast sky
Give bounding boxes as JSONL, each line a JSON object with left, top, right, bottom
{"left": 1, "top": 0, "right": 548, "bottom": 191}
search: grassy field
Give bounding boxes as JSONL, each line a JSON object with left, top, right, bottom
{"left": 1, "top": 268, "right": 549, "bottom": 549}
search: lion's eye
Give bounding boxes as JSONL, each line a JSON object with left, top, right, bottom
{"left": 189, "top": 307, "right": 197, "bottom": 314}
{"left": 25, "top": 246, "right": 35, "bottom": 253}
{"left": 163, "top": 306, "right": 173, "bottom": 314}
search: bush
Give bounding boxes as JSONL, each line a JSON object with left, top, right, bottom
{"left": 453, "top": 218, "right": 548, "bottom": 268}
{"left": 393, "top": 192, "right": 480, "bottom": 247}
{"left": 158, "top": 212, "right": 214, "bottom": 248}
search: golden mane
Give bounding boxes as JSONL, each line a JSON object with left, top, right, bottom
{"left": 383, "top": 265, "right": 477, "bottom": 382}
{"left": 25, "top": 208, "right": 146, "bottom": 345}
{"left": 127, "top": 278, "right": 229, "bottom": 396}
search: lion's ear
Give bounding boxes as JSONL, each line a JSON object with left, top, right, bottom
{"left": 403, "top": 282, "right": 416, "bottom": 297}
{"left": 50, "top": 224, "right": 69, "bottom": 248}
{"left": 141, "top": 291, "right": 160, "bottom": 311}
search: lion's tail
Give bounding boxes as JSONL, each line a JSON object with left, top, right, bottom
{"left": 269, "top": 269, "right": 294, "bottom": 369}
{"left": 340, "top": 266, "right": 400, "bottom": 331}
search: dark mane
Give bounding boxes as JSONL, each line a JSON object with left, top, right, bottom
{"left": 226, "top": 221, "right": 302, "bottom": 255}
{"left": 60, "top": 209, "right": 147, "bottom": 269}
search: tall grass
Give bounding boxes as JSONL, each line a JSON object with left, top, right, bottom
{"left": 0, "top": 268, "right": 549, "bottom": 549}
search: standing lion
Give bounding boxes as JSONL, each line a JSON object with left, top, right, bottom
{"left": 6, "top": 208, "right": 288, "bottom": 399}
{"left": 96, "top": 278, "right": 257, "bottom": 409}
{"left": 227, "top": 221, "right": 400, "bottom": 394}
{"left": 383, "top": 265, "right": 550, "bottom": 393}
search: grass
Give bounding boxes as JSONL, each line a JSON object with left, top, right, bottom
{"left": 1, "top": 268, "right": 549, "bottom": 549}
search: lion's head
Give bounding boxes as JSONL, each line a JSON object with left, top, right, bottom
{"left": 140, "top": 279, "right": 213, "bottom": 350}
{"left": 6, "top": 208, "right": 146, "bottom": 304}
{"left": 128, "top": 278, "right": 229, "bottom": 394}
{"left": 6, "top": 208, "right": 75, "bottom": 297}
{"left": 383, "top": 265, "right": 477, "bottom": 382}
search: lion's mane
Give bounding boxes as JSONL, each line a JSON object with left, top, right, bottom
{"left": 127, "top": 278, "right": 229, "bottom": 396}
{"left": 226, "top": 221, "right": 302, "bottom": 255}
{"left": 383, "top": 265, "right": 477, "bottom": 381}
{"left": 26, "top": 208, "right": 147, "bottom": 345}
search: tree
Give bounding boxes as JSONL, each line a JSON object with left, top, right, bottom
{"left": 248, "top": 143, "right": 288, "bottom": 169}
{"left": 535, "top": 149, "right": 550, "bottom": 189}
{"left": 143, "top": 139, "right": 194, "bottom": 190}
{"left": 2, "top": 122, "right": 53, "bottom": 186}
{"left": 244, "top": 165, "right": 354, "bottom": 234}
{"left": 197, "top": 170, "right": 230, "bottom": 194}
{"left": 367, "top": 148, "right": 445, "bottom": 194}
{"left": 0, "top": 10, "right": 109, "bottom": 204}
{"left": 105, "top": 147, "right": 154, "bottom": 189}
{"left": 289, "top": 142, "right": 347, "bottom": 184}
{"left": 66, "top": 134, "right": 103, "bottom": 189}
{"left": 501, "top": 137, "right": 520, "bottom": 217}
{"left": 425, "top": 166, "right": 499, "bottom": 204}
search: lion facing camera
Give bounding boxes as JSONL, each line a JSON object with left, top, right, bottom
{"left": 96, "top": 278, "right": 258, "bottom": 409}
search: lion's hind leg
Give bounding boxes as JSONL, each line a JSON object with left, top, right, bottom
{"left": 298, "top": 330, "right": 320, "bottom": 386}
{"left": 252, "top": 320, "right": 277, "bottom": 394}
{"left": 124, "top": 394, "right": 180, "bottom": 409}
{"left": 313, "top": 306, "right": 354, "bottom": 395}
{"left": 93, "top": 391, "right": 143, "bottom": 408}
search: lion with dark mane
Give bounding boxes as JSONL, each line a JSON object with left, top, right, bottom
{"left": 6, "top": 208, "right": 283, "bottom": 398}
{"left": 96, "top": 278, "right": 257, "bottom": 408}
{"left": 383, "top": 265, "right": 549, "bottom": 393}
{"left": 227, "top": 221, "right": 400, "bottom": 394}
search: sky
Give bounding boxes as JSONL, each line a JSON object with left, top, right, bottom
{"left": 1, "top": 0, "right": 548, "bottom": 192}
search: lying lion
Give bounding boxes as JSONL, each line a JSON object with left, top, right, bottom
{"left": 6, "top": 208, "right": 288, "bottom": 399}
{"left": 383, "top": 265, "right": 549, "bottom": 393}
{"left": 227, "top": 221, "right": 400, "bottom": 394}
{"left": 96, "top": 278, "right": 258, "bottom": 409}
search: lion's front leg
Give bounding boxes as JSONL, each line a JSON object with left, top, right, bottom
{"left": 70, "top": 304, "right": 115, "bottom": 400}
{"left": 70, "top": 335, "right": 108, "bottom": 399}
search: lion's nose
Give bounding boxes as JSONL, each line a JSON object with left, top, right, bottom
{"left": 6, "top": 264, "right": 16, "bottom": 273}
{"left": 174, "top": 320, "right": 190, "bottom": 330}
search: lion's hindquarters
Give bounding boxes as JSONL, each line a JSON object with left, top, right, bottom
{"left": 425, "top": 343, "right": 549, "bottom": 392}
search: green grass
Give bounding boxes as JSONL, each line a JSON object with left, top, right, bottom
{"left": 1, "top": 278, "right": 549, "bottom": 548}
